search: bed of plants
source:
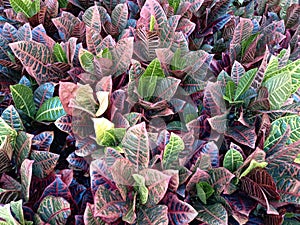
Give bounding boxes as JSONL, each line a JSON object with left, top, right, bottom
{"left": 0, "top": 0, "right": 299, "bottom": 224}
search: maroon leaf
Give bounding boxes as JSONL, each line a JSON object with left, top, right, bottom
{"left": 225, "top": 125, "right": 257, "bottom": 149}
{"left": 162, "top": 192, "right": 198, "bottom": 225}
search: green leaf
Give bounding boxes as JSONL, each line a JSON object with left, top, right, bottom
{"left": 224, "top": 80, "right": 236, "bottom": 102}
{"left": 295, "top": 154, "right": 300, "bottom": 164}
{"left": 57, "top": 0, "right": 68, "bottom": 8}
{"left": 35, "top": 97, "right": 66, "bottom": 122}
{"left": 1, "top": 105, "right": 24, "bottom": 131}
{"left": 0, "top": 204, "right": 19, "bottom": 225}
{"left": 196, "top": 181, "right": 214, "bottom": 204}
{"left": 264, "top": 115, "right": 300, "bottom": 150}
{"left": 13, "top": 131, "right": 33, "bottom": 169}
{"left": 196, "top": 203, "right": 228, "bottom": 225}
{"left": 37, "top": 196, "right": 71, "bottom": 225}
{"left": 122, "top": 122, "right": 150, "bottom": 170}
{"left": 30, "top": 150, "right": 59, "bottom": 178}
{"left": 100, "top": 128, "right": 126, "bottom": 147}
{"left": 53, "top": 43, "right": 68, "bottom": 63}
{"left": 241, "top": 33, "right": 259, "bottom": 57}
{"left": 138, "top": 58, "right": 165, "bottom": 100}
{"left": 100, "top": 48, "right": 112, "bottom": 60}
{"left": 93, "top": 117, "right": 114, "bottom": 145}
{"left": 239, "top": 159, "right": 268, "bottom": 178}
{"left": 234, "top": 68, "right": 257, "bottom": 101}
{"left": 133, "top": 174, "right": 148, "bottom": 204}
{"left": 170, "top": 48, "right": 185, "bottom": 71}
{"left": 79, "top": 48, "right": 95, "bottom": 73}
{"left": 10, "top": 84, "right": 36, "bottom": 118}
{"left": 223, "top": 148, "right": 244, "bottom": 172}
{"left": 149, "top": 15, "right": 156, "bottom": 32}
{"left": 9, "top": 0, "right": 40, "bottom": 18}
{"left": 162, "top": 132, "right": 184, "bottom": 169}
{"left": 0, "top": 117, "right": 17, "bottom": 139}
{"left": 262, "top": 69, "right": 292, "bottom": 109}
{"left": 10, "top": 200, "right": 25, "bottom": 225}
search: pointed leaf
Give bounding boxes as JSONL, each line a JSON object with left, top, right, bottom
{"left": 10, "top": 84, "right": 36, "bottom": 118}
{"left": 112, "top": 3, "right": 128, "bottom": 33}
{"left": 20, "top": 159, "right": 33, "bottom": 202}
{"left": 135, "top": 205, "right": 168, "bottom": 225}
{"left": 35, "top": 97, "right": 66, "bottom": 122}
{"left": 223, "top": 148, "right": 244, "bottom": 172}
{"left": 1, "top": 105, "right": 24, "bottom": 131}
{"left": 37, "top": 196, "right": 71, "bottom": 225}
{"left": 30, "top": 150, "right": 59, "bottom": 178}
{"left": 122, "top": 122, "right": 150, "bottom": 170}
{"left": 234, "top": 68, "right": 257, "bottom": 101}
{"left": 33, "top": 83, "right": 55, "bottom": 109}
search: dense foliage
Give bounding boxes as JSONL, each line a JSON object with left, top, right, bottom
{"left": 0, "top": 0, "right": 299, "bottom": 224}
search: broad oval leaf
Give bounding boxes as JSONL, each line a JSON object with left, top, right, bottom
{"left": 163, "top": 192, "right": 198, "bottom": 225}
{"left": 37, "top": 196, "right": 71, "bottom": 225}
{"left": 112, "top": 3, "right": 128, "bottom": 33}
{"left": 162, "top": 132, "right": 184, "bottom": 170}
{"left": 9, "top": 41, "right": 61, "bottom": 84}
{"left": 30, "top": 150, "right": 59, "bottom": 178}
{"left": 1, "top": 105, "right": 24, "bottom": 131}
{"left": 135, "top": 205, "right": 168, "bottom": 225}
{"left": 10, "top": 84, "right": 36, "bottom": 118}
{"left": 35, "top": 97, "right": 66, "bottom": 122}
{"left": 32, "top": 131, "right": 54, "bottom": 151}
{"left": 122, "top": 122, "right": 150, "bottom": 170}
{"left": 33, "top": 83, "right": 55, "bottom": 108}
{"left": 223, "top": 148, "right": 244, "bottom": 172}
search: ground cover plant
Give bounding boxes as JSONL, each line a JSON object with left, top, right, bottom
{"left": 0, "top": 0, "right": 299, "bottom": 224}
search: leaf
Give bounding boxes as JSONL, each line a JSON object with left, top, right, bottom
{"left": 137, "top": 58, "right": 164, "bottom": 100}
{"left": 224, "top": 80, "right": 236, "bottom": 102}
{"left": 135, "top": 205, "right": 168, "bottom": 225}
{"left": 10, "top": 200, "right": 25, "bottom": 225}
{"left": 240, "top": 160, "right": 268, "bottom": 178}
{"left": 1, "top": 105, "right": 24, "bottom": 131}
{"left": 225, "top": 125, "right": 257, "bottom": 149}
{"left": 9, "top": 0, "right": 40, "bottom": 18}
{"left": 132, "top": 174, "right": 148, "bottom": 204}
{"left": 100, "top": 128, "right": 126, "bottom": 147}
{"left": 32, "top": 131, "right": 54, "bottom": 151}
{"left": 162, "top": 132, "right": 184, "bottom": 170}
{"left": 138, "top": 0, "right": 167, "bottom": 29}
{"left": 9, "top": 41, "right": 61, "bottom": 84}
{"left": 122, "top": 122, "right": 150, "bottom": 170}
{"left": 231, "top": 61, "right": 245, "bottom": 85}
{"left": 0, "top": 136, "right": 13, "bottom": 174}
{"left": 79, "top": 48, "right": 95, "bottom": 73}
{"left": 163, "top": 192, "right": 197, "bottom": 225}
{"left": 111, "top": 3, "right": 128, "bottom": 33}
{"left": 30, "top": 150, "right": 59, "bottom": 178}
{"left": 33, "top": 83, "right": 55, "bottom": 109}
{"left": 110, "top": 37, "right": 134, "bottom": 77}
{"left": 55, "top": 115, "right": 72, "bottom": 134}
{"left": 83, "top": 203, "right": 105, "bottom": 225}
{"left": 53, "top": 43, "right": 68, "bottom": 63}
{"left": 0, "top": 204, "right": 19, "bottom": 225}
{"left": 196, "top": 203, "right": 228, "bottom": 225}
{"left": 264, "top": 115, "right": 300, "bottom": 150}
{"left": 37, "top": 196, "right": 71, "bottom": 225}
{"left": 0, "top": 116, "right": 17, "bottom": 139}
{"left": 234, "top": 68, "right": 257, "bottom": 101}
{"left": 10, "top": 84, "right": 36, "bottom": 118}
{"left": 35, "top": 97, "right": 66, "bottom": 122}
{"left": 20, "top": 159, "right": 33, "bottom": 202}
{"left": 139, "top": 168, "right": 171, "bottom": 206}
{"left": 66, "top": 152, "right": 89, "bottom": 172}
{"left": 59, "top": 82, "right": 78, "bottom": 115}
{"left": 208, "top": 168, "right": 235, "bottom": 194}
{"left": 13, "top": 131, "right": 33, "bottom": 169}
{"left": 223, "top": 148, "right": 244, "bottom": 172}
{"left": 95, "top": 91, "right": 109, "bottom": 117}
{"left": 196, "top": 181, "right": 214, "bottom": 204}
{"left": 94, "top": 185, "right": 127, "bottom": 223}
{"left": 262, "top": 71, "right": 292, "bottom": 110}
{"left": 93, "top": 117, "right": 114, "bottom": 145}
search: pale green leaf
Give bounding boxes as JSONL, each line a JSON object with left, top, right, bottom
{"left": 239, "top": 159, "right": 268, "bottom": 178}
{"left": 10, "top": 84, "right": 36, "bottom": 118}
{"left": 93, "top": 117, "right": 114, "bottom": 145}
{"left": 133, "top": 174, "right": 148, "bottom": 204}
